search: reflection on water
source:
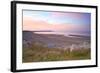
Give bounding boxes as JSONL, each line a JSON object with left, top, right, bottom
{"left": 34, "top": 31, "right": 90, "bottom": 36}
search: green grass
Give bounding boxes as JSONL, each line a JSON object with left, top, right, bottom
{"left": 22, "top": 44, "right": 91, "bottom": 63}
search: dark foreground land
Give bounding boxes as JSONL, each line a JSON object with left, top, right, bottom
{"left": 22, "top": 31, "right": 91, "bottom": 63}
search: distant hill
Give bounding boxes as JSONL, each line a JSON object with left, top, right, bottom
{"left": 24, "top": 30, "right": 53, "bottom": 32}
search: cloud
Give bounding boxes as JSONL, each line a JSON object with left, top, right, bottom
{"left": 23, "top": 17, "right": 89, "bottom": 32}
{"left": 51, "top": 12, "right": 86, "bottom": 19}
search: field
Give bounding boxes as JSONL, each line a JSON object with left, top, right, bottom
{"left": 22, "top": 31, "right": 91, "bottom": 63}
{"left": 23, "top": 43, "right": 90, "bottom": 63}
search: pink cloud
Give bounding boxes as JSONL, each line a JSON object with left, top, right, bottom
{"left": 51, "top": 12, "right": 85, "bottom": 19}
{"left": 23, "top": 17, "right": 51, "bottom": 30}
{"left": 23, "top": 17, "right": 85, "bottom": 31}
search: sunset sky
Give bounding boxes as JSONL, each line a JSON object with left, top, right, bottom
{"left": 23, "top": 10, "right": 91, "bottom": 35}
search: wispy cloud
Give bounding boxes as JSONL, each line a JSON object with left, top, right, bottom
{"left": 23, "top": 10, "right": 91, "bottom": 35}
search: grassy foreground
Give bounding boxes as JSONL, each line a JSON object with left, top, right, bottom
{"left": 22, "top": 44, "right": 91, "bottom": 63}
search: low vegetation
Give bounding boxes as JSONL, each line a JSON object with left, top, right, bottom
{"left": 22, "top": 43, "right": 91, "bottom": 63}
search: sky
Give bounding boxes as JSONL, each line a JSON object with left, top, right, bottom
{"left": 23, "top": 10, "right": 91, "bottom": 35}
